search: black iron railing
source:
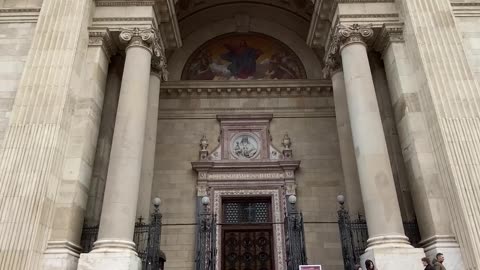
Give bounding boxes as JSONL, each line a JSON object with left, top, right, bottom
{"left": 337, "top": 204, "right": 421, "bottom": 270}
{"left": 195, "top": 206, "right": 217, "bottom": 270}
{"left": 285, "top": 210, "right": 307, "bottom": 270}
{"left": 80, "top": 210, "right": 165, "bottom": 270}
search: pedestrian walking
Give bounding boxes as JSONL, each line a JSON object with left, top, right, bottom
{"left": 422, "top": 257, "right": 434, "bottom": 270}
{"left": 434, "top": 253, "right": 446, "bottom": 270}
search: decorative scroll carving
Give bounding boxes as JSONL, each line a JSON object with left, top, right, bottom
{"left": 323, "top": 24, "right": 374, "bottom": 78}
{"left": 337, "top": 24, "right": 374, "bottom": 49}
{"left": 119, "top": 27, "right": 157, "bottom": 52}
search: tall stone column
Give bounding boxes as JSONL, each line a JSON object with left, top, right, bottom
{"left": 325, "top": 59, "right": 364, "bottom": 216}
{"left": 0, "top": 0, "right": 93, "bottom": 269}
{"left": 136, "top": 58, "right": 166, "bottom": 220}
{"left": 330, "top": 24, "right": 425, "bottom": 269}
{"left": 78, "top": 28, "right": 160, "bottom": 270}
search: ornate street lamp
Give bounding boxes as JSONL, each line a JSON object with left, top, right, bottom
{"left": 285, "top": 195, "right": 307, "bottom": 270}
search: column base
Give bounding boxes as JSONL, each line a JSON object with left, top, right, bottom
{"left": 41, "top": 241, "right": 81, "bottom": 270}
{"left": 77, "top": 251, "right": 141, "bottom": 270}
{"left": 421, "top": 235, "right": 465, "bottom": 270}
{"left": 77, "top": 240, "right": 141, "bottom": 270}
{"left": 360, "top": 246, "right": 425, "bottom": 270}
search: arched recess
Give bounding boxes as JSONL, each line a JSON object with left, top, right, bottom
{"left": 167, "top": 17, "right": 324, "bottom": 80}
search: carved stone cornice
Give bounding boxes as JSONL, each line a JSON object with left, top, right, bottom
{"left": 88, "top": 28, "right": 117, "bottom": 59}
{"left": 0, "top": 8, "right": 40, "bottom": 23}
{"left": 94, "top": 0, "right": 182, "bottom": 49}
{"left": 119, "top": 27, "right": 160, "bottom": 53}
{"left": 160, "top": 80, "right": 332, "bottom": 98}
{"left": 373, "top": 23, "right": 404, "bottom": 53}
{"left": 451, "top": 1, "right": 480, "bottom": 16}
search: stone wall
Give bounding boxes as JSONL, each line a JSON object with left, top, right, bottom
{"left": 153, "top": 94, "right": 345, "bottom": 270}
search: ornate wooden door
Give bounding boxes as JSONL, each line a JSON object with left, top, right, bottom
{"left": 222, "top": 198, "right": 274, "bottom": 270}
{"left": 223, "top": 228, "right": 273, "bottom": 270}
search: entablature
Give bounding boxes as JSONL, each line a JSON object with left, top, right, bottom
{"left": 160, "top": 79, "right": 333, "bottom": 98}
{"left": 93, "top": 0, "right": 181, "bottom": 49}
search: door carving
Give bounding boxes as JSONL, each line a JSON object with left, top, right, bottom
{"left": 223, "top": 229, "right": 273, "bottom": 270}
{"left": 222, "top": 198, "right": 274, "bottom": 270}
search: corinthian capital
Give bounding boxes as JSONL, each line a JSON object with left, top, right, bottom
{"left": 335, "top": 24, "right": 374, "bottom": 49}
{"left": 151, "top": 54, "right": 169, "bottom": 81}
{"left": 323, "top": 54, "right": 342, "bottom": 78}
{"left": 119, "top": 27, "right": 158, "bottom": 53}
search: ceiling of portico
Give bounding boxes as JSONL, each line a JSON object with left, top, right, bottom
{"left": 175, "top": 0, "right": 315, "bottom": 22}
{"left": 174, "top": 0, "right": 323, "bottom": 40}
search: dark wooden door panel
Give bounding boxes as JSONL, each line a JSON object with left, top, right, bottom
{"left": 223, "top": 229, "right": 273, "bottom": 270}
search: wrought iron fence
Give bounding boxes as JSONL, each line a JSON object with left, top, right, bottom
{"left": 284, "top": 211, "right": 307, "bottom": 270}
{"left": 337, "top": 204, "right": 421, "bottom": 270}
{"left": 195, "top": 208, "right": 217, "bottom": 270}
{"left": 80, "top": 210, "right": 165, "bottom": 270}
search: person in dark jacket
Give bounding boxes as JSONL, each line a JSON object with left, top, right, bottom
{"left": 422, "top": 257, "right": 435, "bottom": 270}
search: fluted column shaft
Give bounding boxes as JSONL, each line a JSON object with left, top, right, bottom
{"left": 337, "top": 25, "right": 409, "bottom": 247}
{"left": 93, "top": 29, "right": 154, "bottom": 252}
{"left": 398, "top": 0, "right": 480, "bottom": 268}
{"left": 0, "top": 0, "right": 92, "bottom": 269}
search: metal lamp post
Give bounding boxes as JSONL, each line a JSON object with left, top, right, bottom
{"left": 285, "top": 195, "right": 307, "bottom": 270}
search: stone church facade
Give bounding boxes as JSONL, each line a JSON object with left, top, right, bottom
{"left": 0, "top": 0, "right": 479, "bottom": 270}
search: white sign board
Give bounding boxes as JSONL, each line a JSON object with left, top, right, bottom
{"left": 299, "top": 265, "right": 322, "bottom": 270}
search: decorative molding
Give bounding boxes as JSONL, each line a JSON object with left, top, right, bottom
{"left": 95, "top": 0, "right": 182, "bottom": 49}
{"left": 44, "top": 241, "right": 82, "bottom": 256}
{"left": 323, "top": 23, "right": 403, "bottom": 77}
{"left": 451, "top": 2, "right": 480, "bottom": 16}
{"left": 373, "top": 22, "right": 404, "bottom": 53}
{"left": 323, "top": 49, "right": 342, "bottom": 78}
{"left": 151, "top": 55, "right": 169, "bottom": 81}
{"left": 160, "top": 80, "right": 332, "bottom": 98}
{"left": 157, "top": 110, "right": 336, "bottom": 119}
{"left": 95, "top": 0, "right": 156, "bottom": 6}
{"left": 337, "top": 24, "right": 374, "bottom": 49}
{"left": 88, "top": 28, "right": 117, "bottom": 59}
{"left": 119, "top": 27, "right": 160, "bottom": 54}
{"left": 0, "top": 8, "right": 40, "bottom": 24}
{"left": 156, "top": 0, "right": 182, "bottom": 49}
{"left": 92, "top": 17, "right": 155, "bottom": 23}
{"left": 212, "top": 189, "right": 285, "bottom": 270}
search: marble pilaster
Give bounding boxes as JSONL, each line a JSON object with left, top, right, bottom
{"left": 0, "top": 0, "right": 93, "bottom": 269}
